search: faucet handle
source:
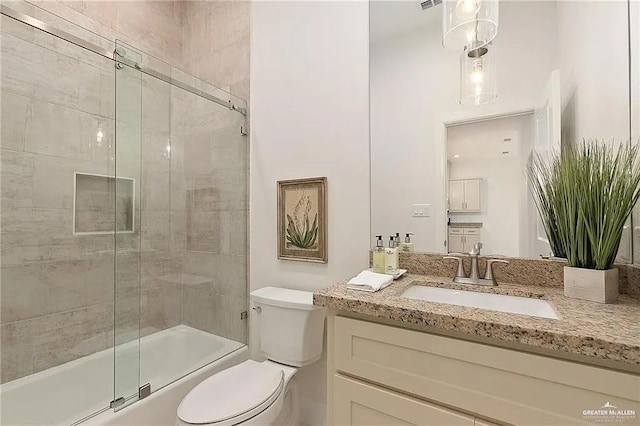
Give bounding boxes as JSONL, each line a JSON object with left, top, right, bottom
{"left": 484, "top": 259, "right": 509, "bottom": 282}
{"left": 447, "top": 252, "right": 468, "bottom": 257}
{"left": 443, "top": 256, "right": 467, "bottom": 279}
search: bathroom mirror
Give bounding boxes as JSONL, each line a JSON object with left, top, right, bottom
{"left": 370, "top": 0, "right": 634, "bottom": 261}
{"left": 632, "top": 1, "right": 640, "bottom": 267}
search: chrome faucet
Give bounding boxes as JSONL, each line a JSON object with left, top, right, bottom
{"left": 469, "top": 242, "right": 482, "bottom": 279}
{"left": 443, "top": 243, "right": 509, "bottom": 286}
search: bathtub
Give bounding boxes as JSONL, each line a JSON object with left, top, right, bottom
{"left": 1, "top": 325, "right": 247, "bottom": 426}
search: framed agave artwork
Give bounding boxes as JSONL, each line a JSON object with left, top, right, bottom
{"left": 277, "top": 177, "right": 328, "bottom": 263}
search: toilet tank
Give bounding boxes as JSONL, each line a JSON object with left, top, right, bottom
{"left": 250, "top": 287, "right": 326, "bottom": 367}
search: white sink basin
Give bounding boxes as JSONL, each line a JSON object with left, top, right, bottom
{"left": 401, "top": 285, "right": 559, "bottom": 319}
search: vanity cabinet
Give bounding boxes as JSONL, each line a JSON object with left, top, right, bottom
{"left": 448, "top": 179, "right": 481, "bottom": 212}
{"left": 327, "top": 315, "right": 640, "bottom": 426}
{"left": 333, "top": 374, "right": 474, "bottom": 425}
{"left": 448, "top": 227, "right": 481, "bottom": 253}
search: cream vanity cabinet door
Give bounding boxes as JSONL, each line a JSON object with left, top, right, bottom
{"left": 463, "top": 179, "right": 481, "bottom": 211}
{"left": 448, "top": 229, "right": 465, "bottom": 253}
{"left": 333, "top": 374, "right": 474, "bottom": 426}
{"left": 448, "top": 180, "right": 465, "bottom": 211}
{"left": 449, "top": 228, "right": 481, "bottom": 253}
{"left": 463, "top": 233, "right": 481, "bottom": 250}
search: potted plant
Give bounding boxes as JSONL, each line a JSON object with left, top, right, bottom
{"left": 527, "top": 140, "right": 640, "bottom": 303}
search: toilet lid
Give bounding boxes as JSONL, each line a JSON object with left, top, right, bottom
{"left": 177, "top": 360, "right": 284, "bottom": 425}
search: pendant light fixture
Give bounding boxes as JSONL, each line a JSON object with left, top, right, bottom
{"left": 460, "top": 40, "right": 497, "bottom": 105}
{"left": 442, "top": 0, "right": 499, "bottom": 50}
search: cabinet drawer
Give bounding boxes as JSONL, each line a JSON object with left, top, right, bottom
{"left": 449, "top": 227, "right": 464, "bottom": 235}
{"left": 333, "top": 316, "right": 640, "bottom": 425}
{"left": 463, "top": 228, "right": 481, "bottom": 235}
{"left": 333, "top": 374, "right": 473, "bottom": 425}
{"left": 475, "top": 420, "right": 500, "bottom": 426}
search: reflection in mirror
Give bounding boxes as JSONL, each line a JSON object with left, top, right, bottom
{"left": 632, "top": 1, "right": 640, "bottom": 266}
{"left": 370, "top": 0, "right": 632, "bottom": 261}
{"left": 446, "top": 113, "right": 536, "bottom": 257}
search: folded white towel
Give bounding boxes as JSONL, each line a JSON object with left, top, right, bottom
{"left": 346, "top": 270, "right": 393, "bottom": 292}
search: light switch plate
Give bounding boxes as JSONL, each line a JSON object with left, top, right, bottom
{"left": 412, "top": 204, "right": 431, "bottom": 217}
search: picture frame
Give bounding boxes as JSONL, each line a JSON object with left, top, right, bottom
{"left": 277, "top": 177, "right": 328, "bottom": 263}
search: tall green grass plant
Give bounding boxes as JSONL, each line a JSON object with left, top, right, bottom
{"left": 527, "top": 141, "right": 640, "bottom": 270}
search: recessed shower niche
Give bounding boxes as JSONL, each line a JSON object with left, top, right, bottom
{"left": 73, "top": 172, "right": 135, "bottom": 234}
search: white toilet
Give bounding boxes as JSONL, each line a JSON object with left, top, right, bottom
{"left": 176, "top": 287, "right": 326, "bottom": 426}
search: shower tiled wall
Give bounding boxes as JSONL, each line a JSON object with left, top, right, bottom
{"left": 28, "top": 0, "right": 185, "bottom": 69}
{"left": 0, "top": 1, "right": 184, "bottom": 383}
{"left": 139, "top": 74, "right": 183, "bottom": 336}
{"left": 178, "top": 1, "right": 250, "bottom": 343}
{"left": 1, "top": 1, "right": 250, "bottom": 384}
{"left": 0, "top": 16, "right": 119, "bottom": 383}
{"left": 178, "top": 95, "right": 248, "bottom": 343}
{"left": 182, "top": 1, "right": 251, "bottom": 100}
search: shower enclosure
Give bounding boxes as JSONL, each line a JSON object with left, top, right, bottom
{"left": 1, "top": 2, "right": 249, "bottom": 424}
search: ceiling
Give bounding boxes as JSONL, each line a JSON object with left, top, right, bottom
{"left": 370, "top": 0, "right": 441, "bottom": 44}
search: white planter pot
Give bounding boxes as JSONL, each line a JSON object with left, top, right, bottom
{"left": 563, "top": 266, "right": 618, "bottom": 303}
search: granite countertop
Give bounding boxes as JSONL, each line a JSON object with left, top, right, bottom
{"left": 313, "top": 274, "right": 640, "bottom": 370}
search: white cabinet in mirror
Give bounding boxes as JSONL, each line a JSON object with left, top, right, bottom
{"left": 448, "top": 227, "right": 481, "bottom": 254}
{"left": 369, "top": 0, "right": 634, "bottom": 262}
{"left": 447, "top": 178, "right": 481, "bottom": 213}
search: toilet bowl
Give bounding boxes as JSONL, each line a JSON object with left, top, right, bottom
{"left": 176, "top": 360, "right": 298, "bottom": 426}
{"left": 176, "top": 287, "right": 325, "bottom": 426}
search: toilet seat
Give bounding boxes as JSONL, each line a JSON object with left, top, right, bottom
{"left": 177, "top": 360, "right": 284, "bottom": 425}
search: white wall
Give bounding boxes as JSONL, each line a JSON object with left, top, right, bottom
{"left": 556, "top": 1, "right": 632, "bottom": 264}
{"left": 250, "top": 1, "right": 370, "bottom": 424}
{"left": 557, "top": 0, "right": 630, "bottom": 144}
{"left": 370, "top": 1, "right": 559, "bottom": 254}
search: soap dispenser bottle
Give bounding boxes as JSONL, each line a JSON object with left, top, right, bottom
{"left": 385, "top": 236, "right": 399, "bottom": 274}
{"left": 399, "top": 233, "right": 414, "bottom": 253}
{"left": 372, "top": 235, "right": 385, "bottom": 273}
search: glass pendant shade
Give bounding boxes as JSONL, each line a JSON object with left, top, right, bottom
{"left": 460, "top": 41, "right": 497, "bottom": 105}
{"left": 443, "top": 0, "right": 499, "bottom": 50}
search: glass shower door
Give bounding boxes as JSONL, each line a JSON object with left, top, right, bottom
{"left": 134, "top": 63, "right": 249, "bottom": 394}
{"left": 113, "top": 40, "right": 142, "bottom": 409}
{"left": 112, "top": 41, "right": 249, "bottom": 403}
